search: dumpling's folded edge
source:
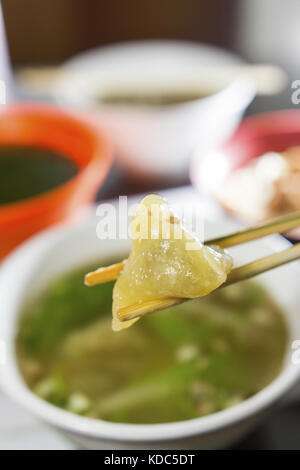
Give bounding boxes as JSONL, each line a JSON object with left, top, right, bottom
{"left": 112, "top": 195, "right": 233, "bottom": 331}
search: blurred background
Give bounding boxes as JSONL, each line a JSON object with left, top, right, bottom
{"left": 3, "top": 0, "right": 235, "bottom": 63}
{"left": 2, "top": 0, "right": 300, "bottom": 195}
{"left": 1, "top": 0, "right": 300, "bottom": 450}
{"left": 2, "top": 0, "right": 300, "bottom": 72}
{"left": 3, "top": 0, "right": 300, "bottom": 107}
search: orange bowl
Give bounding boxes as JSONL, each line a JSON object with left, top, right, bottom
{"left": 0, "top": 103, "right": 113, "bottom": 260}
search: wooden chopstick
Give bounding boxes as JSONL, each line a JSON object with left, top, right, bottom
{"left": 117, "top": 297, "right": 184, "bottom": 321}
{"left": 224, "top": 242, "right": 300, "bottom": 286}
{"left": 85, "top": 261, "right": 126, "bottom": 287}
{"left": 207, "top": 211, "right": 300, "bottom": 248}
{"left": 85, "top": 211, "right": 300, "bottom": 287}
{"left": 16, "top": 63, "right": 286, "bottom": 96}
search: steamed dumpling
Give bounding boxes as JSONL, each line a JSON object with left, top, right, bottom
{"left": 113, "top": 195, "right": 232, "bottom": 331}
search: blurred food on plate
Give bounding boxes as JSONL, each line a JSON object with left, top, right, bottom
{"left": 220, "top": 147, "right": 300, "bottom": 221}
{"left": 192, "top": 110, "right": 300, "bottom": 239}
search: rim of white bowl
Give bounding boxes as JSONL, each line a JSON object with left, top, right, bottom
{"left": 0, "top": 217, "right": 300, "bottom": 443}
{"left": 54, "top": 39, "right": 256, "bottom": 113}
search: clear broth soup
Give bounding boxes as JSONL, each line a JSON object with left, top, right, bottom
{"left": 17, "top": 261, "right": 288, "bottom": 424}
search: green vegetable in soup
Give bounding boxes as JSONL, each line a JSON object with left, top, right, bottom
{"left": 0, "top": 146, "right": 78, "bottom": 205}
{"left": 16, "top": 262, "right": 288, "bottom": 424}
{"left": 18, "top": 263, "right": 115, "bottom": 353}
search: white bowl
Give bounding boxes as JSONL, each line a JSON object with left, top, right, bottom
{"left": 0, "top": 203, "right": 299, "bottom": 449}
{"left": 54, "top": 40, "right": 255, "bottom": 180}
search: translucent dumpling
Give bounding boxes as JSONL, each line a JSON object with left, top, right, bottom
{"left": 113, "top": 195, "right": 232, "bottom": 331}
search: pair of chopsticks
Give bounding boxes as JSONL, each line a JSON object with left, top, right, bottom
{"left": 85, "top": 212, "right": 300, "bottom": 322}
{"left": 17, "top": 63, "right": 286, "bottom": 96}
